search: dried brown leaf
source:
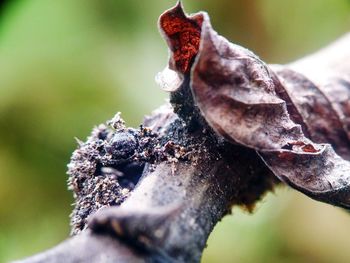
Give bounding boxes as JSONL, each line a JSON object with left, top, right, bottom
{"left": 159, "top": 3, "right": 350, "bottom": 209}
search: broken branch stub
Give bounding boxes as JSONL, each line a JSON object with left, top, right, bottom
{"left": 158, "top": 3, "right": 350, "bottom": 209}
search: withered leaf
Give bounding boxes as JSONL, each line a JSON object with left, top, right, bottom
{"left": 159, "top": 2, "right": 350, "bottom": 209}
{"left": 274, "top": 67, "right": 350, "bottom": 160}
{"left": 158, "top": 1, "right": 203, "bottom": 74}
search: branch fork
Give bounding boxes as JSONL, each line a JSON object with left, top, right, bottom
{"left": 15, "top": 2, "right": 350, "bottom": 263}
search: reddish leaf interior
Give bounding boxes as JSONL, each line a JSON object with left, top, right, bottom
{"left": 159, "top": 3, "right": 203, "bottom": 74}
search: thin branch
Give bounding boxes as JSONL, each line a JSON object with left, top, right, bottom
{"left": 13, "top": 4, "right": 350, "bottom": 263}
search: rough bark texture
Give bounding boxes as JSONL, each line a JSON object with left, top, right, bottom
{"left": 13, "top": 3, "right": 350, "bottom": 263}
{"left": 16, "top": 103, "right": 276, "bottom": 263}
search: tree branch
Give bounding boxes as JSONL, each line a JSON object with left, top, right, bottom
{"left": 13, "top": 4, "right": 350, "bottom": 263}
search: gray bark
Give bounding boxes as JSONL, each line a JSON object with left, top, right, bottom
{"left": 13, "top": 32, "right": 350, "bottom": 263}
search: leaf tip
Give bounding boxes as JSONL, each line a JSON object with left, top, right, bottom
{"left": 158, "top": 2, "right": 203, "bottom": 75}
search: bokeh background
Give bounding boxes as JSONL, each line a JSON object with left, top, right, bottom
{"left": 1, "top": 0, "right": 350, "bottom": 262}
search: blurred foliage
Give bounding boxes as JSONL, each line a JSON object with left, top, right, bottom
{"left": 0, "top": 0, "right": 349, "bottom": 262}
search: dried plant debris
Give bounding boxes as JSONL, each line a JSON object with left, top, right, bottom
{"left": 69, "top": 2, "right": 350, "bottom": 237}
{"left": 158, "top": 2, "right": 350, "bottom": 208}
{"left": 315, "top": 77, "right": 350, "bottom": 140}
{"left": 159, "top": 1, "right": 203, "bottom": 75}
{"left": 68, "top": 111, "right": 200, "bottom": 234}
{"left": 273, "top": 67, "right": 350, "bottom": 160}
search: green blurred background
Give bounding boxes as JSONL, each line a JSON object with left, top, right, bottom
{"left": 0, "top": 0, "right": 350, "bottom": 262}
